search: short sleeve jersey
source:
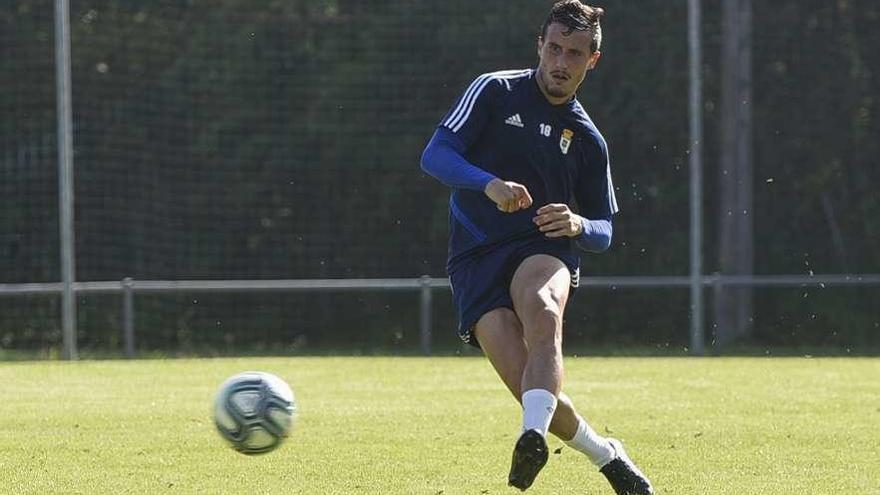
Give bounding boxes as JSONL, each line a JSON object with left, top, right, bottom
{"left": 438, "top": 68, "right": 619, "bottom": 266}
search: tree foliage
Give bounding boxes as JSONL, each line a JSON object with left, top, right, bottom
{"left": 1, "top": 1, "right": 877, "bottom": 352}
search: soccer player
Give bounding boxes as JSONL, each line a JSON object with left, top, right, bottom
{"left": 420, "top": 2, "right": 653, "bottom": 494}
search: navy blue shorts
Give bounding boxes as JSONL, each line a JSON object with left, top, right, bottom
{"left": 448, "top": 235, "right": 580, "bottom": 348}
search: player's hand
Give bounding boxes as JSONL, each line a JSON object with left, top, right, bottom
{"left": 533, "top": 204, "right": 584, "bottom": 238}
{"left": 484, "top": 178, "right": 533, "bottom": 213}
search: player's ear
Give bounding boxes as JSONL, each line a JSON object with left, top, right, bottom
{"left": 587, "top": 50, "right": 602, "bottom": 70}
{"left": 537, "top": 36, "right": 544, "bottom": 57}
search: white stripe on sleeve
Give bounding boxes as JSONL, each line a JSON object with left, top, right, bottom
{"left": 443, "top": 74, "right": 489, "bottom": 130}
{"left": 607, "top": 165, "right": 619, "bottom": 214}
{"left": 442, "top": 69, "right": 532, "bottom": 133}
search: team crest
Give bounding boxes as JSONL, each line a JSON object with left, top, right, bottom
{"left": 560, "top": 129, "right": 574, "bottom": 155}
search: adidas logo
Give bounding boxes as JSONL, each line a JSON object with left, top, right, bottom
{"left": 504, "top": 113, "right": 524, "bottom": 128}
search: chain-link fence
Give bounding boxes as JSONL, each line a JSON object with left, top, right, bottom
{"left": 1, "top": 1, "right": 878, "bottom": 355}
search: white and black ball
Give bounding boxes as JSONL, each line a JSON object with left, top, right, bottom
{"left": 213, "top": 371, "right": 297, "bottom": 454}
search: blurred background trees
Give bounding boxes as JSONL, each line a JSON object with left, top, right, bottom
{"left": 1, "top": 0, "right": 877, "bottom": 353}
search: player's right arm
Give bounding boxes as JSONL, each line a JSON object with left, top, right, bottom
{"left": 421, "top": 72, "right": 533, "bottom": 213}
{"left": 421, "top": 128, "right": 532, "bottom": 212}
{"left": 483, "top": 177, "right": 533, "bottom": 213}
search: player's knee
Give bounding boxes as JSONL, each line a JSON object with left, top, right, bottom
{"left": 537, "top": 284, "right": 565, "bottom": 315}
{"left": 513, "top": 288, "right": 557, "bottom": 317}
{"left": 521, "top": 288, "right": 563, "bottom": 327}
{"left": 522, "top": 309, "right": 562, "bottom": 349}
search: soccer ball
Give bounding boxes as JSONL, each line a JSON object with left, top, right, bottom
{"left": 213, "top": 371, "right": 297, "bottom": 454}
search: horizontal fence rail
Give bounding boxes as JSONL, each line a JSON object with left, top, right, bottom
{"left": 4, "top": 273, "right": 880, "bottom": 295}
{"left": 1, "top": 274, "right": 879, "bottom": 357}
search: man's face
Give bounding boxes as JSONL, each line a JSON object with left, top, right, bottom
{"left": 537, "top": 22, "right": 601, "bottom": 102}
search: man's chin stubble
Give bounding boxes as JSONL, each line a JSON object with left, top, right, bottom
{"left": 548, "top": 87, "right": 568, "bottom": 98}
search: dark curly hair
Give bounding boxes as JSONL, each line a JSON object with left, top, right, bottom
{"left": 540, "top": 0, "right": 604, "bottom": 53}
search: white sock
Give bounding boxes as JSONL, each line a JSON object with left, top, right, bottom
{"left": 564, "top": 416, "right": 615, "bottom": 467}
{"left": 521, "top": 389, "right": 557, "bottom": 436}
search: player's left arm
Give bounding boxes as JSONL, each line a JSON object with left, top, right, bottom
{"left": 533, "top": 132, "right": 618, "bottom": 253}
{"left": 532, "top": 204, "right": 612, "bottom": 252}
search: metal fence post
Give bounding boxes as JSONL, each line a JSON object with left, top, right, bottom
{"left": 419, "top": 275, "right": 432, "bottom": 355}
{"left": 711, "top": 272, "right": 722, "bottom": 353}
{"left": 688, "top": 0, "right": 705, "bottom": 356}
{"left": 55, "top": 0, "right": 77, "bottom": 360}
{"left": 122, "top": 277, "right": 135, "bottom": 358}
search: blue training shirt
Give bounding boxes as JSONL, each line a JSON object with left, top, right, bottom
{"left": 422, "top": 68, "right": 619, "bottom": 267}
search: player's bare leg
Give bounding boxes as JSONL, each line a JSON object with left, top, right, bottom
{"left": 476, "top": 315, "right": 615, "bottom": 459}
{"left": 475, "top": 255, "right": 653, "bottom": 493}
{"left": 509, "top": 254, "right": 569, "bottom": 398}
{"left": 475, "top": 307, "right": 557, "bottom": 490}
{"left": 474, "top": 307, "right": 579, "bottom": 439}
{"left": 501, "top": 254, "right": 569, "bottom": 490}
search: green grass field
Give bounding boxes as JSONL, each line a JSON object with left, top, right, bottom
{"left": 1, "top": 357, "right": 878, "bottom": 494}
